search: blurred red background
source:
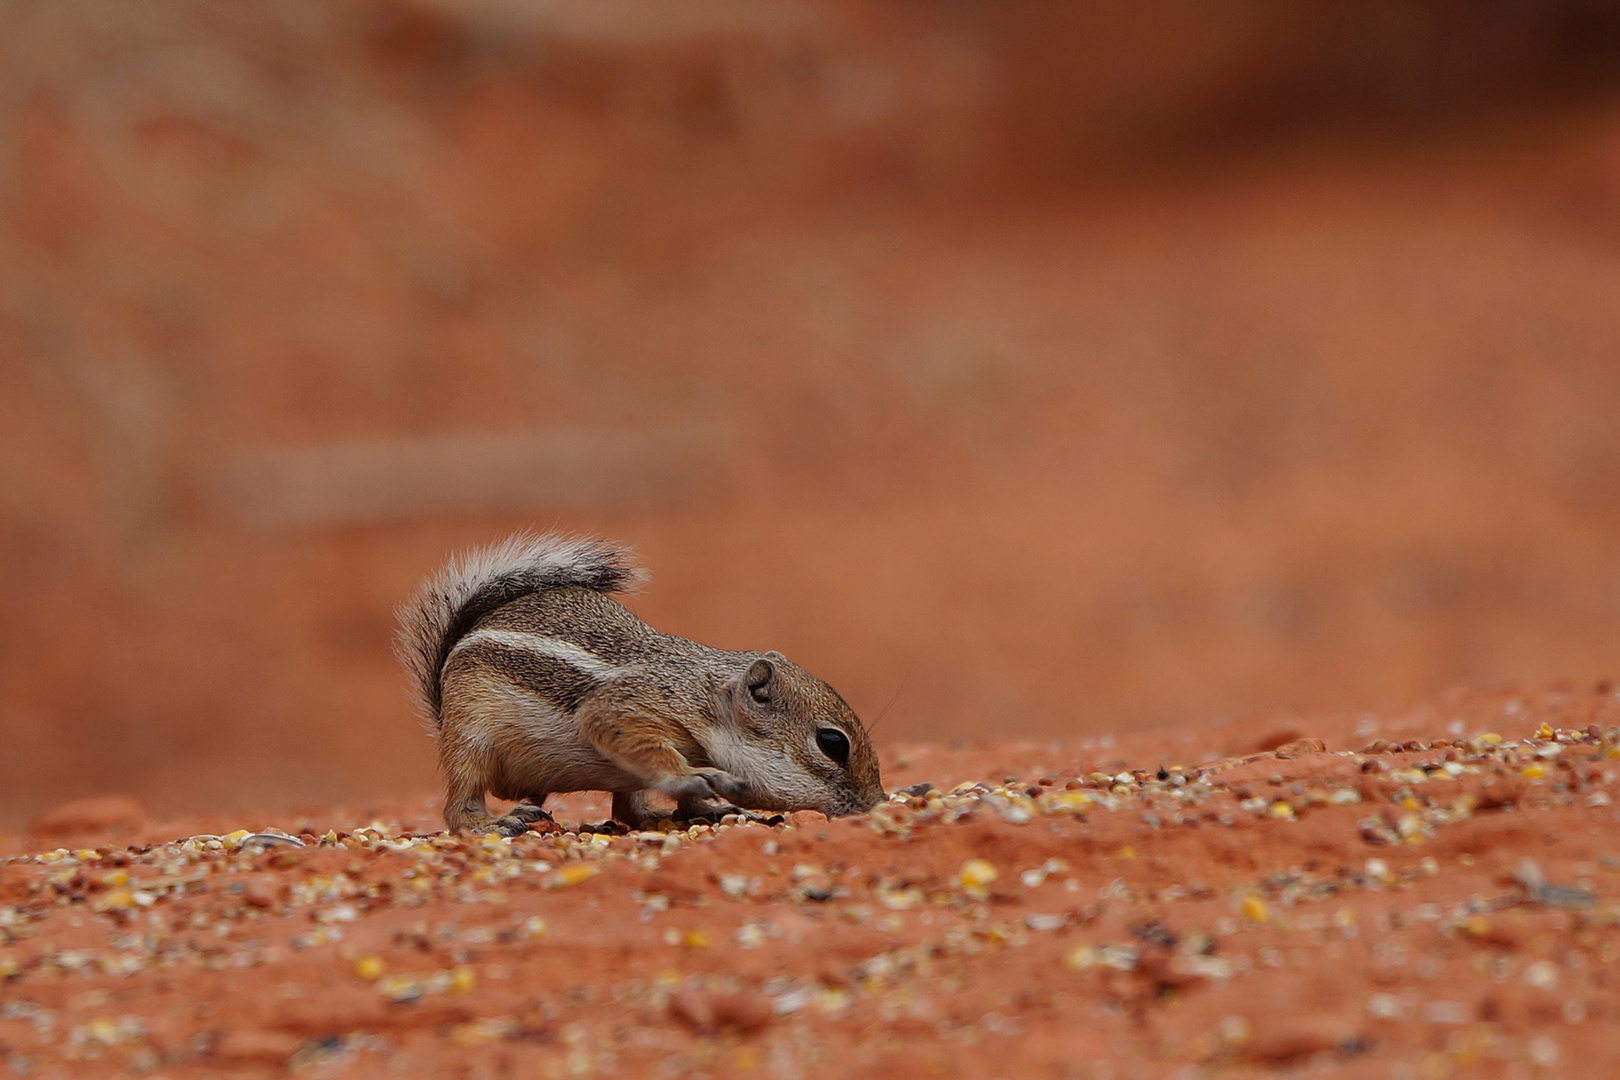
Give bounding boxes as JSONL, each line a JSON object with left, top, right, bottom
{"left": 7, "top": 0, "right": 1620, "bottom": 824}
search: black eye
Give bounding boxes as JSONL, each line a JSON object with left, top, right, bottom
{"left": 815, "top": 728, "right": 850, "bottom": 766}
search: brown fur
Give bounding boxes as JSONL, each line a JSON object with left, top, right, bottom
{"left": 397, "top": 534, "right": 885, "bottom": 833}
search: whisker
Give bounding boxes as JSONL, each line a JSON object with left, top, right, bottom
{"left": 867, "top": 668, "right": 911, "bottom": 734}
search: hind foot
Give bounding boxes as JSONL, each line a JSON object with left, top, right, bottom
{"left": 674, "top": 799, "right": 748, "bottom": 825}
{"left": 488, "top": 801, "right": 555, "bottom": 837}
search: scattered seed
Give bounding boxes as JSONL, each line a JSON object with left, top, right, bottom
{"left": 958, "top": 859, "right": 998, "bottom": 898}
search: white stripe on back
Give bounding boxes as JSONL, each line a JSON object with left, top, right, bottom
{"left": 448, "top": 628, "right": 617, "bottom": 679}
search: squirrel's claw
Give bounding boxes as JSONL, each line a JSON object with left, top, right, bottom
{"left": 487, "top": 801, "right": 556, "bottom": 836}
{"left": 696, "top": 768, "right": 750, "bottom": 803}
{"left": 660, "top": 768, "right": 749, "bottom": 806}
{"left": 578, "top": 819, "right": 630, "bottom": 836}
{"left": 674, "top": 801, "right": 745, "bottom": 825}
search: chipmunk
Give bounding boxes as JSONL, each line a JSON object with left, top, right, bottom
{"left": 396, "top": 533, "right": 885, "bottom": 834}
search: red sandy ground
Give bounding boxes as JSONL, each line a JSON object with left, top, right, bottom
{"left": 13, "top": 4, "right": 1620, "bottom": 829}
{"left": 3, "top": 683, "right": 1619, "bottom": 1080}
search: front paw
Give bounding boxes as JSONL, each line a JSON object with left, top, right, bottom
{"left": 695, "top": 767, "right": 750, "bottom": 803}
{"left": 661, "top": 768, "right": 749, "bottom": 805}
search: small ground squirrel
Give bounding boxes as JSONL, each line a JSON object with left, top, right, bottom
{"left": 396, "top": 532, "right": 885, "bottom": 834}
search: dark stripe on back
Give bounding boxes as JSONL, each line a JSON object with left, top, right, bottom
{"left": 446, "top": 640, "right": 601, "bottom": 713}
{"left": 425, "top": 549, "right": 637, "bottom": 716}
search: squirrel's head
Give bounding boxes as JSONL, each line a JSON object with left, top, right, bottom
{"left": 707, "top": 652, "right": 884, "bottom": 817}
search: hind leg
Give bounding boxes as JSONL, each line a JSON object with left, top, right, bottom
{"left": 440, "top": 731, "right": 493, "bottom": 832}
{"left": 437, "top": 673, "right": 505, "bottom": 832}
{"left": 443, "top": 780, "right": 496, "bottom": 834}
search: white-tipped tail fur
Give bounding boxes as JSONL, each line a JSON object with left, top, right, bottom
{"left": 394, "top": 532, "right": 644, "bottom": 728}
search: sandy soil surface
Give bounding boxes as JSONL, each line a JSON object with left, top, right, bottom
{"left": 3, "top": 683, "right": 1618, "bottom": 1079}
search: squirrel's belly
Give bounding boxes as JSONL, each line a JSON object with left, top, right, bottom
{"left": 472, "top": 682, "right": 640, "bottom": 795}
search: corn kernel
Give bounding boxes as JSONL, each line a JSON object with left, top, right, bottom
{"left": 355, "top": 955, "right": 385, "bottom": 981}
{"left": 449, "top": 965, "right": 477, "bottom": 994}
{"left": 1241, "top": 895, "right": 1269, "bottom": 923}
{"left": 86, "top": 1018, "right": 119, "bottom": 1044}
{"left": 93, "top": 888, "right": 136, "bottom": 913}
{"left": 1268, "top": 801, "right": 1295, "bottom": 820}
{"left": 548, "top": 864, "right": 600, "bottom": 888}
{"left": 1063, "top": 945, "right": 1097, "bottom": 971}
{"left": 958, "top": 859, "right": 999, "bottom": 894}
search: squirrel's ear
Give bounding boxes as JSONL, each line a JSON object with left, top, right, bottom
{"left": 744, "top": 657, "right": 776, "bottom": 704}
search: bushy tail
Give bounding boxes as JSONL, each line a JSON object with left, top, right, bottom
{"left": 394, "top": 531, "right": 643, "bottom": 727}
